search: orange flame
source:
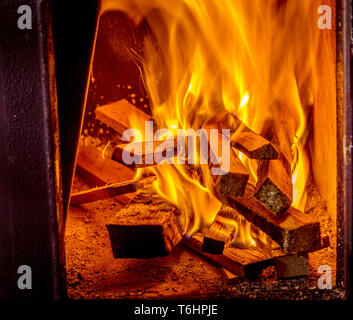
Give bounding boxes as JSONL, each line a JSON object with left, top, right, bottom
{"left": 101, "top": 0, "right": 319, "bottom": 243}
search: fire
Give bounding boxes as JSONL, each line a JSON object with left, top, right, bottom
{"left": 101, "top": 0, "right": 320, "bottom": 245}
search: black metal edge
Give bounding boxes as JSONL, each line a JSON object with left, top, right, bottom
{"left": 51, "top": 0, "right": 101, "bottom": 220}
{"left": 336, "top": 0, "right": 352, "bottom": 298}
{"left": 0, "top": 0, "right": 65, "bottom": 299}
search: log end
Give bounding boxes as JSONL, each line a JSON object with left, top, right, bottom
{"left": 107, "top": 224, "right": 169, "bottom": 258}
{"left": 217, "top": 172, "right": 249, "bottom": 198}
{"left": 274, "top": 254, "right": 310, "bottom": 279}
{"left": 282, "top": 209, "right": 321, "bottom": 253}
{"left": 106, "top": 194, "right": 183, "bottom": 258}
{"left": 201, "top": 237, "right": 226, "bottom": 255}
{"left": 254, "top": 178, "right": 292, "bottom": 216}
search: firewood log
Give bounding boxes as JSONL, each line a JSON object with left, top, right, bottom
{"left": 227, "top": 193, "right": 321, "bottom": 254}
{"left": 254, "top": 154, "right": 293, "bottom": 217}
{"left": 211, "top": 111, "right": 279, "bottom": 160}
{"left": 207, "top": 132, "right": 249, "bottom": 199}
{"left": 71, "top": 181, "right": 138, "bottom": 206}
{"left": 76, "top": 146, "right": 135, "bottom": 186}
{"left": 231, "top": 130, "right": 279, "bottom": 160}
{"left": 273, "top": 254, "right": 309, "bottom": 279}
{"left": 75, "top": 146, "right": 136, "bottom": 204}
{"left": 111, "top": 138, "right": 178, "bottom": 168}
{"left": 201, "top": 206, "right": 237, "bottom": 254}
{"left": 95, "top": 99, "right": 152, "bottom": 135}
{"left": 106, "top": 192, "right": 183, "bottom": 258}
{"left": 182, "top": 235, "right": 274, "bottom": 278}
{"left": 70, "top": 177, "right": 155, "bottom": 205}
{"left": 183, "top": 233, "right": 328, "bottom": 279}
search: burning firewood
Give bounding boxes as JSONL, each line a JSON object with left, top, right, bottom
{"left": 211, "top": 146, "right": 249, "bottom": 199}
{"left": 75, "top": 146, "right": 136, "bottom": 204}
{"left": 213, "top": 111, "right": 279, "bottom": 160}
{"left": 201, "top": 206, "right": 237, "bottom": 254}
{"left": 70, "top": 176, "right": 156, "bottom": 206}
{"left": 254, "top": 155, "right": 293, "bottom": 216}
{"left": 273, "top": 254, "right": 310, "bottom": 279}
{"left": 205, "top": 132, "right": 249, "bottom": 199}
{"left": 95, "top": 99, "right": 152, "bottom": 136}
{"left": 71, "top": 181, "right": 138, "bottom": 206}
{"left": 111, "top": 138, "right": 178, "bottom": 168}
{"left": 106, "top": 192, "right": 183, "bottom": 258}
{"left": 227, "top": 195, "right": 321, "bottom": 254}
{"left": 76, "top": 146, "right": 135, "bottom": 186}
{"left": 182, "top": 235, "right": 274, "bottom": 278}
{"left": 231, "top": 130, "right": 279, "bottom": 160}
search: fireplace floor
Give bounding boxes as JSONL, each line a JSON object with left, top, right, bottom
{"left": 64, "top": 177, "right": 343, "bottom": 300}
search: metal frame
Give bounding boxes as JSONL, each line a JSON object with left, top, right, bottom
{"left": 336, "top": 0, "right": 352, "bottom": 298}
{"left": 0, "top": 0, "right": 99, "bottom": 299}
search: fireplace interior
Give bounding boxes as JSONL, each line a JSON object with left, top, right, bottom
{"left": 0, "top": 0, "right": 351, "bottom": 301}
{"left": 62, "top": 0, "right": 350, "bottom": 300}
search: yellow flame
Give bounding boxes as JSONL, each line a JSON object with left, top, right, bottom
{"left": 102, "top": 0, "right": 319, "bottom": 241}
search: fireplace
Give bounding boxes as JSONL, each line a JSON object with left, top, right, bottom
{"left": 0, "top": 0, "right": 351, "bottom": 301}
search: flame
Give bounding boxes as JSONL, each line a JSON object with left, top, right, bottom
{"left": 101, "top": 0, "right": 319, "bottom": 243}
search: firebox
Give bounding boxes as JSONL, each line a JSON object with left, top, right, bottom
{"left": 0, "top": 0, "right": 351, "bottom": 301}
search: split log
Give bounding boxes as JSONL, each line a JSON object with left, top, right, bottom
{"left": 71, "top": 180, "right": 138, "bottom": 206}
{"left": 227, "top": 194, "right": 321, "bottom": 254}
{"left": 111, "top": 138, "right": 178, "bottom": 168}
{"left": 76, "top": 145, "right": 135, "bottom": 186}
{"left": 106, "top": 192, "right": 183, "bottom": 258}
{"left": 95, "top": 99, "right": 151, "bottom": 135}
{"left": 212, "top": 111, "right": 279, "bottom": 160}
{"left": 273, "top": 254, "right": 309, "bottom": 279}
{"left": 185, "top": 233, "right": 328, "bottom": 279}
{"left": 208, "top": 133, "right": 249, "bottom": 199}
{"left": 75, "top": 145, "right": 136, "bottom": 204}
{"left": 70, "top": 176, "right": 156, "bottom": 205}
{"left": 182, "top": 235, "right": 274, "bottom": 278}
{"left": 254, "top": 155, "right": 293, "bottom": 216}
{"left": 231, "top": 130, "right": 279, "bottom": 160}
{"left": 201, "top": 206, "right": 236, "bottom": 254}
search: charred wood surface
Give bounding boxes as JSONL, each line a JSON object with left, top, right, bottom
{"left": 106, "top": 193, "right": 183, "bottom": 258}
{"left": 231, "top": 130, "right": 279, "bottom": 160}
{"left": 227, "top": 193, "right": 321, "bottom": 254}
{"left": 201, "top": 206, "right": 237, "bottom": 254}
{"left": 254, "top": 155, "right": 293, "bottom": 216}
{"left": 71, "top": 181, "right": 139, "bottom": 206}
{"left": 182, "top": 235, "right": 273, "bottom": 278}
{"left": 76, "top": 145, "right": 135, "bottom": 186}
{"left": 95, "top": 99, "right": 151, "bottom": 135}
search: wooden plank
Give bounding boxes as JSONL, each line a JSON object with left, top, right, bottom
{"left": 254, "top": 155, "right": 293, "bottom": 217}
{"left": 273, "top": 254, "right": 309, "bottom": 279}
{"left": 75, "top": 145, "right": 136, "bottom": 203}
{"left": 182, "top": 235, "right": 273, "bottom": 278}
{"left": 106, "top": 192, "right": 183, "bottom": 259}
{"left": 201, "top": 206, "right": 236, "bottom": 254}
{"left": 111, "top": 139, "right": 178, "bottom": 168}
{"left": 226, "top": 193, "right": 321, "bottom": 254}
{"left": 95, "top": 99, "right": 151, "bottom": 134}
{"left": 231, "top": 130, "right": 279, "bottom": 160}
{"left": 71, "top": 176, "right": 156, "bottom": 206}
{"left": 208, "top": 133, "right": 249, "bottom": 199}
{"left": 213, "top": 111, "right": 278, "bottom": 159}
{"left": 71, "top": 181, "right": 139, "bottom": 206}
{"left": 76, "top": 146, "right": 135, "bottom": 186}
